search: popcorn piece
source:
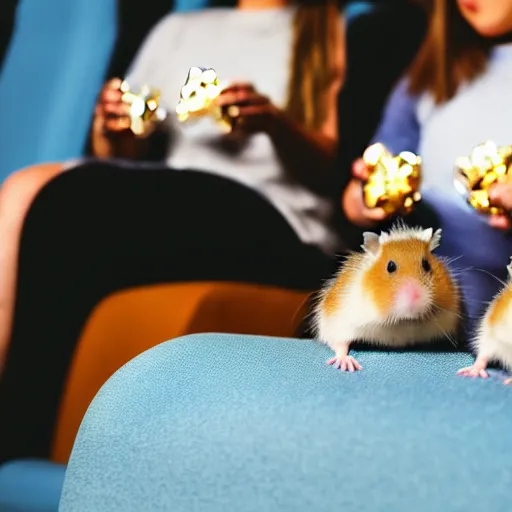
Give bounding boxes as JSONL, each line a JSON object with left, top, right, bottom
{"left": 120, "top": 81, "right": 167, "bottom": 138}
{"left": 362, "top": 143, "right": 422, "bottom": 216}
{"left": 176, "top": 67, "right": 232, "bottom": 132}
{"left": 454, "top": 140, "right": 512, "bottom": 215}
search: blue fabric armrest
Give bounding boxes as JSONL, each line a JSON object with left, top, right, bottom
{"left": 61, "top": 333, "right": 512, "bottom": 511}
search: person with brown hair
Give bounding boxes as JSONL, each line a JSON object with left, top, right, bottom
{"left": 0, "top": 0, "right": 345, "bottom": 460}
{"left": 341, "top": 0, "right": 512, "bottom": 327}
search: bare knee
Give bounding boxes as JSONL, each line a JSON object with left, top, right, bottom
{"left": 0, "top": 162, "right": 65, "bottom": 223}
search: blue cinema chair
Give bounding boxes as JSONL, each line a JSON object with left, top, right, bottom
{"left": 0, "top": 0, "right": 117, "bottom": 182}
{"left": 0, "top": 461, "right": 67, "bottom": 512}
{"left": 60, "top": 333, "right": 512, "bottom": 511}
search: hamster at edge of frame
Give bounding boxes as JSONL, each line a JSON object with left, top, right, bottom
{"left": 458, "top": 256, "right": 512, "bottom": 386}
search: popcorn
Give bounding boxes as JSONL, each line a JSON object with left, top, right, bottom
{"left": 120, "top": 81, "right": 167, "bottom": 137}
{"left": 454, "top": 140, "right": 512, "bottom": 215}
{"left": 362, "top": 143, "right": 422, "bottom": 216}
{"left": 176, "top": 67, "right": 233, "bottom": 132}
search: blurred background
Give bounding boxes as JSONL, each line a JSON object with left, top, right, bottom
{"left": 0, "top": 0, "right": 426, "bottom": 182}
{"left": 0, "top": 0, "right": 231, "bottom": 181}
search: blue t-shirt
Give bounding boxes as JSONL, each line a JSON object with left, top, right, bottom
{"left": 371, "top": 43, "right": 512, "bottom": 329}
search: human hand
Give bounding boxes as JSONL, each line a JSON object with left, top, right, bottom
{"left": 342, "top": 158, "right": 389, "bottom": 228}
{"left": 95, "top": 78, "right": 132, "bottom": 134}
{"left": 487, "top": 182, "right": 512, "bottom": 230}
{"left": 214, "top": 82, "right": 281, "bottom": 134}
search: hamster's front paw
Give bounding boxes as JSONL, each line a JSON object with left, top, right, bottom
{"left": 457, "top": 365, "right": 489, "bottom": 379}
{"left": 327, "top": 355, "right": 362, "bottom": 373}
{"left": 503, "top": 377, "right": 512, "bottom": 386}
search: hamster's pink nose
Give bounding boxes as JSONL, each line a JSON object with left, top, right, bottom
{"left": 404, "top": 282, "right": 422, "bottom": 303}
{"left": 393, "top": 280, "right": 428, "bottom": 317}
{"left": 397, "top": 281, "right": 424, "bottom": 307}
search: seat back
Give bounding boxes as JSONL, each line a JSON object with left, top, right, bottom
{"left": 0, "top": 460, "right": 66, "bottom": 511}
{"left": 0, "top": 0, "right": 117, "bottom": 181}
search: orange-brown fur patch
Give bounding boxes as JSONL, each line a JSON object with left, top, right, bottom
{"left": 430, "top": 257, "right": 460, "bottom": 312}
{"left": 487, "top": 282, "right": 512, "bottom": 327}
{"left": 322, "top": 252, "right": 365, "bottom": 317}
{"left": 362, "top": 239, "right": 459, "bottom": 317}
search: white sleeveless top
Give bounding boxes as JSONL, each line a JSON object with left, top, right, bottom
{"left": 126, "top": 7, "right": 342, "bottom": 255}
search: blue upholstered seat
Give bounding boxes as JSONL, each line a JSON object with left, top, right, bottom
{"left": 0, "top": 460, "right": 66, "bottom": 511}
{"left": 0, "top": 0, "right": 117, "bottom": 182}
{"left": 61, "top": 333, "right": 512, "bottom": 511}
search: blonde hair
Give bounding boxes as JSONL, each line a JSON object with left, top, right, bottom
{"left": 285, "top": 1, "right": 345, "bottom": 130}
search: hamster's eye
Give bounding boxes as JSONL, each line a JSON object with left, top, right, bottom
{"left": 422, "top": 258, "right": 432, "bottom": 273}
{"left": 386, "top": 260, "right": 397, "bottom": 273}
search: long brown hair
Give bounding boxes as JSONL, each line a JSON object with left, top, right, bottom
{"left": 285, "top": 1, "right": 344, "bottom": 130}
{"left": 408, "top": 0, "right": 490, "bottom": 104}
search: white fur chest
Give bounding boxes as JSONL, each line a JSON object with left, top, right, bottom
{"left": 478, "top": 300, "right": 512, "bottom": 370}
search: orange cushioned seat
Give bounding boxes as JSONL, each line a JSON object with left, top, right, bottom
{"left": 51, "top": 281, "right": 310, "bottom": 463}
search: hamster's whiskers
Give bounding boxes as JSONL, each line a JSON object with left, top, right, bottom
{"left": 386, "top": 300, "right": 458, "bottom": 326}
{"left": 429, "top": 315, "right": 458, "bottom": 347}
{"left": 430, "top": 303, "right": 463, "bottom": 321}
{"left": 447, "top": 266, "right": 473, "bottom": 278}
{"left": 434, "top": 266, "right": 493, "bottom": 308}
{"left": 384, "top": 312, "right": 432, "bottom": 327}
{"left": 426, "top": 304, "right": 460, "bottom": 347}
{"left": 440, "top": 255, "right": 464, "bottom": 266}
{"left": 464, "top": 267, "right": 509, "bottom": 288}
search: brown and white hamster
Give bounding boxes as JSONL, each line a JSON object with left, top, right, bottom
{"left": 314, "top": 225, "right": 461, "bottom": 372}
{"left": 458, "top": 257, "right": 512, "bottom": 385}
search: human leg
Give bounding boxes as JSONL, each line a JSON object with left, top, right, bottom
{"left": 0, "top": 162, "right": 65, "bottom": 371}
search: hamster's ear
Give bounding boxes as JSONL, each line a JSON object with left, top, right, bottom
{"left": 361, "top": 232, "right": 380, "bottom": 256}
{"left": 421, "top": 227, "right": 442, "bottom": 251}
{"left": 428, "top": 228, "right": 442, "bottom": 251}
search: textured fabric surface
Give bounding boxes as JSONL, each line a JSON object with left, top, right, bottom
{"left": 0, "top": 459, "right": 66, "bottom": 511}
{"left": 61, "top": 334, "right": 512, "bottom": 512}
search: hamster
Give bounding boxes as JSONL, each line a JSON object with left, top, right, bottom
{"left": 313, "top": 224, "right": 461, "bottom": 372}
{"left": 457, "top": 257, "right": 512, "bottom": 385}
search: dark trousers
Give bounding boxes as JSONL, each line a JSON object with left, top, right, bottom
{"left": 0, "top": 161, "right": 336, "bottom": 461}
